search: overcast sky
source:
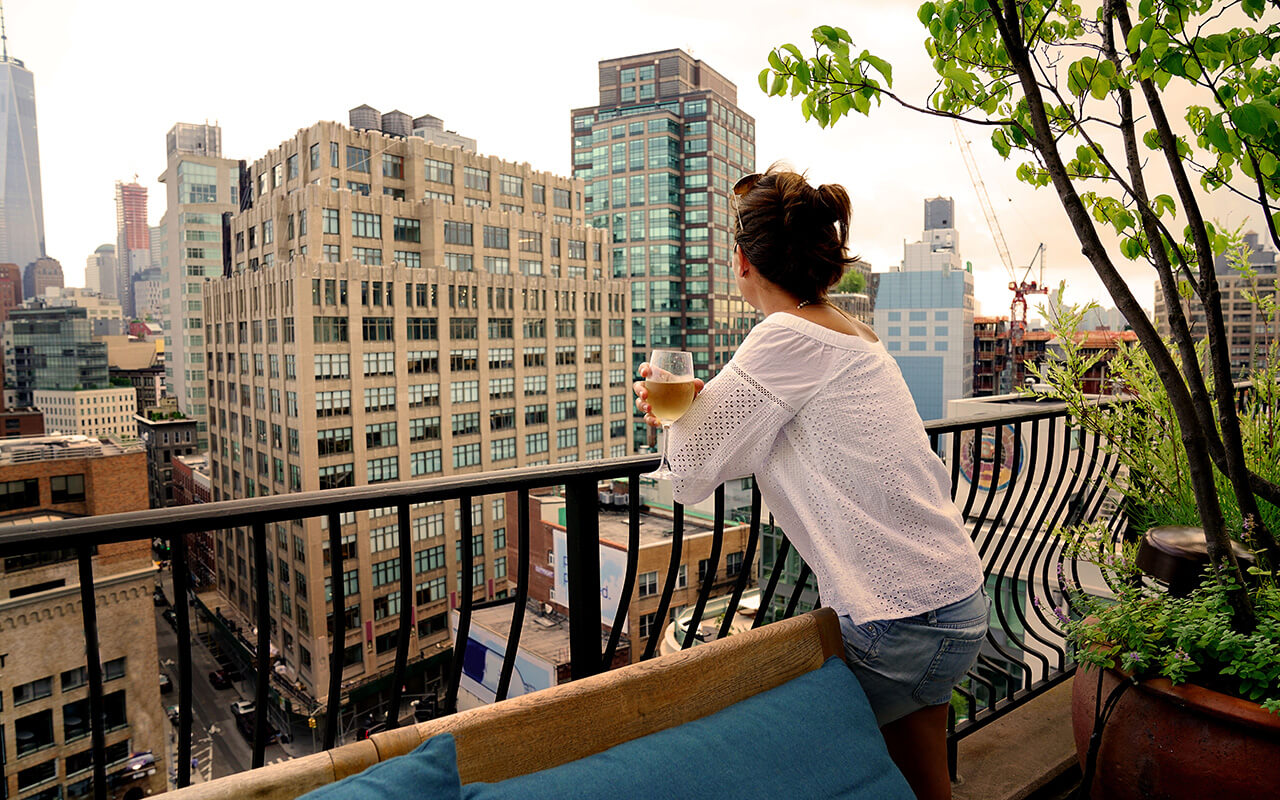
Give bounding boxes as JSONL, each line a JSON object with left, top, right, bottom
{"left": 16, "top": 0, "right": 1276, "bottom": 320}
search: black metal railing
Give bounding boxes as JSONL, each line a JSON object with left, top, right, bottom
{"left": 0, "top": 398, "right": 1117, "bottom": 797}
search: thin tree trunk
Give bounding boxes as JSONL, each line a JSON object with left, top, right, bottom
{"left": 993, "top": 0, "right": 1255, "bottom": 627}
{"left": 1112, "top": 3, "right": 1278, "bottom": 567}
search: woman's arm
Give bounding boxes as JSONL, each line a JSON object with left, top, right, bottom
{"left": 654, "top": 321, "right": 832, "bottom": 504}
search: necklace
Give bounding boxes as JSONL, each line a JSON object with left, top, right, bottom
{"left": 796, "top": 299, "right": 823, "bottom": 309}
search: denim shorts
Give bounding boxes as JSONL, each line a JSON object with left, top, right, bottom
{"left": 839, "top": 588, "right": 989, "bottom": 726}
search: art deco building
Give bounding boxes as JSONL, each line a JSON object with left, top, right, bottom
{"left": 204, "top": 120, "right": 630, "bottom": 706}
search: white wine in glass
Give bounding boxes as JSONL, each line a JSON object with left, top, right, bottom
{"left": 644, "top": 349, "right": 695, "bottom": 479}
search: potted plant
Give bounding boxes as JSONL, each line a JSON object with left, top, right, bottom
{"left": 759, "top": 1, "right": 1280, "bottom": 795}
{"left": 1032, "top": 281, "right": 1280, "bottom": 797}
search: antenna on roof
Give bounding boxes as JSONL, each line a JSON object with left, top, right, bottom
{"left": 1, "top": 1, "right": 9, "bottom": 62}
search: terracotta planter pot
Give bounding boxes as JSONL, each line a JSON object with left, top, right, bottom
{"left": 1072, "top": 664, "right": 1280, "bottom": 799}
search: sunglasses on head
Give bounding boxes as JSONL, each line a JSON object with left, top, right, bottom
{"left": 733, "top": 173, "right": 763, "bottom": 234}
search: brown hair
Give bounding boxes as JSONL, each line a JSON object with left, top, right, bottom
{"left": 733, "top": 164, "right": 856, "bottom": 303}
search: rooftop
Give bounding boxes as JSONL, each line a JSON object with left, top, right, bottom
{"left": 0, "top": 433, "right": 143, "bottom": 464}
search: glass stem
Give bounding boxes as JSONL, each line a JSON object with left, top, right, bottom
{"left": 660, "top": 424, "right": 672, "bottom": 473}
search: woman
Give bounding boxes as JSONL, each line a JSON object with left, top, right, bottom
{"left": 634, "top": 167, "right": 986, "bottom": 800}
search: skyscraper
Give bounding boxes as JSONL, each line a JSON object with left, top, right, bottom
{"left": 85, "top": 242, "right": 116, "bottom": 295}
{"left": 114, "top": 181, "right": 149, "bottom": 317}
{"left": 21, "top": 254, "right": 61, "bottom": 298}
{"left": 571, "top": 49, "right": 758, "bottom": 447}
{"left": 0, "top": 18, "right": 44, "bottom": 271}
{"left": 873, "top": 197, "right": 975, "bottom": 421}
{"left": 157, "top": 122, "right": 239, "bottom": 450}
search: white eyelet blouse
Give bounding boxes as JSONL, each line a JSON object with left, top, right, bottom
{"left": 667, "top": 312, "right": 984, "bottom": 625}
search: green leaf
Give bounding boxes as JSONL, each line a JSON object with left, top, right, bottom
{"left": 794, "top": 58, "right": 811, "bottom": 85}
{"left": 770, "top": 73, "right": 787, "bottom": 97}
{"left": 918, "top": 2, "right": 936, "bottom": 24}
{"left": 862, "top": 52, "right": 894, "bottom": 87}
{"left": 1261, "top": 153, "right": 1278, "bottom": 178}
{"left": 768, "top": 50, "right": 785, "bottom": 72}
{"left": 1204, "top": 115, "right": 1231, "bottom": 151}
{"left": 1230, "top": 104, "right": 1264, "bottom": 137}
{"left": 1126, "top": 24, "right": 1144, "bottom": 54}
{"left": 1090, "top": 75, "right": 1110, "bottom": 101}
{"left": 758, "top": 68, "right": 771, "bottom": 94}
{"left": 782, "top": 43, "right": 805, "bottom": 62}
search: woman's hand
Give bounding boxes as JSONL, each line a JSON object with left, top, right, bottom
{"left": 633, "top": 363, "right": 705, "bottom": 428}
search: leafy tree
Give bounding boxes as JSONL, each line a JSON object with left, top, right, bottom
{"left": 834, "top": 268, "right": 867, "bottom": 294}
{"left": 761, "top": 0, "right": 1280, "bottom": 629}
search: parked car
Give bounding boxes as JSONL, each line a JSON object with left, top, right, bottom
{"left": 159, "top": 673, "right": 172, "bottom": 694}
{"left": 166, "top": 705, "right": 180, "bottom": 726}
{"left": 208, "top": 668, "right": 241, "bottom": 689}
{"left": 153, "top": 588, "right": 168, "bottom": 607}
{"left": 234, "top": 710, "right": 278, "bottom": 744}
{"left": 230, "top": 699, "right": 255, "bottom": 718}
{"left": 161, "top": 608, "right": 177, "bottom": 628}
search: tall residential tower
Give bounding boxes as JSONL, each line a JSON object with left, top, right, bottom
{"left": 114, "top": 181, "right": 149, "bottom": 317}
{"left": 157, "top": 122, "right": 240, "bottom": 448}
{"left": 571, "top": 49, "right": 757, "bottom": 447}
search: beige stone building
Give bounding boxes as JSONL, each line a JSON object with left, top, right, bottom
{"left": 203, "top": 120, "right": 629, "bottom": 708}
{"left": 1153, "top": 231, "right": 1279, "bottom": 379}
{"left": 35, "top": 387, "right": 139, "bottom": 440}
{"left": 41, "top": 288, "right": 124, "bottom": 327}
{"left": 0, "top": 436, "right": 163, "bottom": 800}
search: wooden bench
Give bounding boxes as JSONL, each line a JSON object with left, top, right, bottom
{"left": 169, "top": 607, "right": 844, "bottom": 799}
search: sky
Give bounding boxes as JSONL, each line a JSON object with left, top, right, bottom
{"left": 14, "top": 0, "right": 1277, "bottom": 321}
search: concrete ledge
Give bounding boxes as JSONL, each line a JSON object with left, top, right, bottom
{"left": 953, "top": 679, "right": 1079, "bottom": 800}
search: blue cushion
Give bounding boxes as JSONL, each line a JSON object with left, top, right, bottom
{"left": 462, "top": 657, "right": 912, "bottom": 799}
{"left": 299, "top": 732, "right": 461, "bottom": 800}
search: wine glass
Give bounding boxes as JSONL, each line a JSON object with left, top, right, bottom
{"left": 644, "top": 350, "right": 696, "bottom": 479}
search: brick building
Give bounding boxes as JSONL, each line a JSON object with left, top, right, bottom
{"left": 172, "top": 454, "right": 214, "bottom": 588}
{"left": 506, "top": 488, "right": 755, "bottom": 662}
{"left": 0, "top": 435, "right": 163, "bottom": 800}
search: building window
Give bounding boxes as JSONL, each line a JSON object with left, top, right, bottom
{"left": 322, "top": 207, "right": 340, "bottom": 234}
{"left": 393, "top": 217, "right": 421, "bottom": 242}
{"left": 410, "top": 449, "right": 442, "bottom": 476}
{"left": 351, "top": 212, "right": 381, "bottom": 238}
{"left": 443, "top": 220, "right": 473, "bottom": 245}
{"left": 638, "top": 570, "right": 658, "bottom": 597}
{"left": 499, "top": 174, "right": 523, "bottom": 196}
{"left": 50, "top": 474, "right": 86, "bottom": 504}
{"left": 638, "top": 611, "right": 658, "bottom": 640}
{"left": 463, "top": 166, "right": 490, "bottom": 191}
{"left": 0, "top": 478, "right": 39, "bottom": 511}
{"left": 13, "top": 676, "right": 53, "bottom": 706}
{"left": 382, "top": 153, "right": 404, "bottom": 179}
{"left": 424, "top": 158, "right": 453, "bottom": 184}
{"left": 347, "top": 145, "right": 371, "bottom": 173}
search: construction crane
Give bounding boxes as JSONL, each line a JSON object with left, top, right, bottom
{"left": 954, "top": 121, "right": 1048, "bottom": 386}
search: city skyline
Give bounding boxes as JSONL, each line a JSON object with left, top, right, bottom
{"left": 20, "top": 0, "right": 1272, "bottom": 320}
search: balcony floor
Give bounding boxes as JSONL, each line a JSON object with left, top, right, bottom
{"left": 954, "top": 679, "right": 1078, "bottom": 800}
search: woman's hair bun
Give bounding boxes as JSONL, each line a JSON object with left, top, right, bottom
{"left": 734, "top": 163, "right": 857, "bottom": 302}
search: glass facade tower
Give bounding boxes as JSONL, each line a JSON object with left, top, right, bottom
{"left": 571, "top": 50, "right": 757, "bottom": 447}
{"left": 0, "top": 49, "right": 45, "bottom": 273}
{"left": 3, "top": 306, "right": 110, "bottom": 408}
